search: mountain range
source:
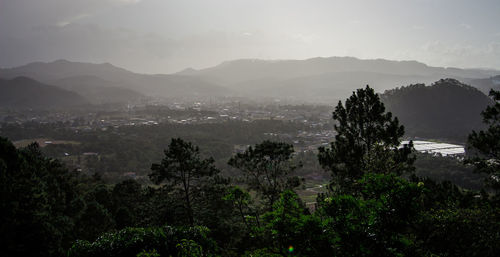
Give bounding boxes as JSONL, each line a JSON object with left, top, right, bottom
{"left": 0, "top": 60, "right": 228, "bottom": 101}
{"left": 468, "top": 75, "right": 500, "bottom": 95}
{"left": 0, "top": 77, "right": 88, "bottom": 108}
{"left": 0, "top": 58, "right": 497, "bottom": 141}
{"left": 177, "top": 57, "right": 499, "bottom": 102}
{"left": 1, "top": 57, "right": 499, "bottom": 104}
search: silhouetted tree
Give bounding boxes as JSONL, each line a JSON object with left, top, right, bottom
{"left": 468, "top": 89, "right": 500, "bottom": 193}
{"left": 318, "top": 85, "right": 414, "bottom": 192}
{"left": 112, "top": 179, "right": 144, "bottom": 228}
{"left": 317, "top": 173, "right": 424, "bottom": 256}
{"left": 0, "top": 137, "right": 83, "bottom": 257}
{"left": 75, "top": 200, "right": 115, "bottom": 241}
{"left": 260, "top": 190, "right": 327, "bottom": 257}
{"left": 223, "top": 186, "right": 254, "bottom": 231}
{"left": 228, "top": 140, "right": 302, "bottom": 210}
{"left": 150, "top": 138, "right": 219, "bottom": 226}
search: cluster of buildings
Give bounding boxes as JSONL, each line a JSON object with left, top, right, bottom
{"left": 1, "top": 100, "right": 334, "bottom": 129}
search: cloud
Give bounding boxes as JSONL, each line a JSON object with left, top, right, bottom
{"left": 411, "top": 41, "right": 500, "bottom": 69}
{"left": 0, "top": 23, "right": 173, "bottom": 72}
{"left": 460, "top": 23, "right": 472, "bottom": 29}
{"left": 54, "top": 0, "right": 143, "bottom": 26}
{"left": 0, "top": 0, "right": 143, "bottom": 29}
{"left": 1, "top": 0, "right": 499, "bottom": 72}
{"left": 0, "top": 21, "right": 327, "bottom": 73}
{"left": 291, "top": 33, "right": 318, "bottom": 44}
{"left": 421, "top": 41, "right": 500, "bottom": 57}
{"left": 114, "top": 0, "right": 143, "bottom": 3}
{"left": 57, "top": 13, "right": 91, "bottom": 27}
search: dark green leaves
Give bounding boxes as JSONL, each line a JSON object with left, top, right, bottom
{"left": 228, "top": 140, "right": 302, "bottom": 209}
{"left": 149, "top": 138, "right": 218, "bottom": 185}
{"left": 149, "top": 138, "right": 222, "bottom": 226}
{"left": 467, "top": 89, "right": 500, "bottom": 191}
{"left": 318, "top": 85, "right": 415, "bottom": 192}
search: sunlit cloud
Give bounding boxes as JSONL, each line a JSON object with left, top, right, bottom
{"left": 56, "top": 13, "right": 91, "bottom": 27}
{"left": 1, "top": 0, "right": 500, "bottom": 72}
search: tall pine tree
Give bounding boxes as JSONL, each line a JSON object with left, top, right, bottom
{"left": 468, "top": 89, "right": 500, "bottom": 193}
{"left": 318, "top": 85, "right": 414, "bottom": 192}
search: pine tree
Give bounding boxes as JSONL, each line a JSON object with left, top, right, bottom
{"left": 318, "top": 85, "right": 414, "bottom": 192}
{"left": 467, "top": 89, "right": 500, "bottom": 193}
{"left": 228, "top": 140, "right": 302, "bottom": 210}
{"left": 150, "top": 138, "right": 219, "bottom": 226}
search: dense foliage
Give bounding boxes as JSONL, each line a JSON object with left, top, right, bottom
{"left": 467, "top": 89, "right": 500, "bottom": 192}
{"left": 1, "top": 86, "right": 500, "bottom": 257}
{"left": 0, "top": 137, "right": 83, "bottom": 256}
{"left": 382, "top": 79, "right": 492, "bottom": 142}
{"left": 318, "top": 85, "right": 414, "bottom": 192}
{"left": 68, "top": 226, "right": 217, "bottom": 257}
{"left": 0, "top": 119, "right": 313, "bottom": 180}
{"left": 228, "top": 140, "right": 303, "bottom": 209}
{"left": 150, "top": 138, "right": 221, "bottom": 226}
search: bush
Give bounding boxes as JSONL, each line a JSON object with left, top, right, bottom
{"left": 67, "top": 226, "right": 218, "bottom": 257}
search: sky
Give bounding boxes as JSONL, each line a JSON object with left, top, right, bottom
{"left": 1, "top": 0, "right": 500, "bottom": 74}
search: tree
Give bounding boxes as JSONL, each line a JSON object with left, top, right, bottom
{"left": 228, "top": 140, "right": 302, "bottom": 210}
{"left": 317, "top": 173, "right": 424, "bottom": 257}
{"left": 318, "top": 85, "right": 414, "bottom": 192}
{"left": 223, "top": 186, "right": 254, "bottom": 231}
{"left": 68, "top": 226, "right": 218, "bottom": 257}
{"left": 149, "top": 138, "right": 219, "bottom": 226}
{"left": 260, "top": 190, "right": 328, "bottom": 257}
{"left": 0, "top": 137, "right": 83, "bottom": 257}
{"left": 467, "top": 89, "right": 500, "bottom": 192}
{"left": 75, "top": 200, "right": 115, "bottom": 241}
{"left": 112, "top": 179, "right": 144, "bottom": 228}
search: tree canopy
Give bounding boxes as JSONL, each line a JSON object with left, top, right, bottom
{"left": 318, "top": 85, "right": 414, "bottom": 191}
{"left": 228, "top": 140, "right": 302, "bottom": 209}
{"left": 468, "top": 89, "right": 500, "bottom": 193}
{"left": 3, "top": 85, "right": 500, "bottom": 257}
{"left": 150, "top": 138, "right": 220, "bottom": 226}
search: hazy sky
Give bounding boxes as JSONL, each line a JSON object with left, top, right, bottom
{"left": 1, "top": 0, "right": 500, "bottom": 73}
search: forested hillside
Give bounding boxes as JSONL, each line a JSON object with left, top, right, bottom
{"left": 382, "top": 79, "right": 492, "bottom": 142}
{"left": 3, "top": 0, "right": 500, "bottom": 256}
{"left": 0, "top": 60, "right": 230, "bottom": 99}
{"left": 0, "top": 77, "right": 88, "bottom": 108}
{"left": 2, "top": 86, "right": 499, "bottom": 257}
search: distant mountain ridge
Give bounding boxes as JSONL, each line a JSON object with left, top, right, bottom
{"left": 0, "top": 60, "right": 231, "bottom": 100}
{"left": 51, "top": 76, "right": 144, "bottom": 104}
{"left": 0, "top": 60, "right": 134, "bottom": 82}
{"left": 176, "top": 57, "right": 499, "bottom": 102}
{"left": 468, "top": 75, "right": 500, "bottom": 94}
{"left": 1, "top": 57, "right": 498, "bottom": 103}
{"left": 179, "top": 57, "right": 497, "bottom": 84}
{"left": 0, "top": 77, "right": 88, "bottom": 108}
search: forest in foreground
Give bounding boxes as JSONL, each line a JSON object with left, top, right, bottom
{"left": 1, "top": 86, "right": 500, "bottom": 257}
